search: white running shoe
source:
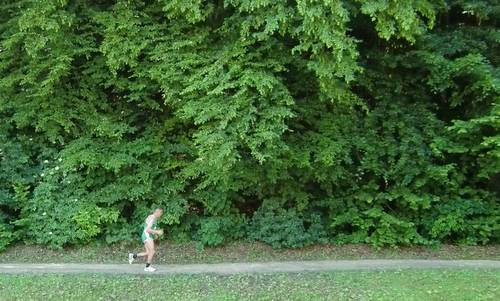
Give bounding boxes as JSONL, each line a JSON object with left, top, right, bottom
{"left": 144, "top": 266, "right": 156, "bottom": 272}
{"left": 128, "top": 253, "right": 135, "bottom": 264}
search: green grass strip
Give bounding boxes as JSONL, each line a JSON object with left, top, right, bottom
{"left": 0, "top": 269, "right": 499, "bottom": 301}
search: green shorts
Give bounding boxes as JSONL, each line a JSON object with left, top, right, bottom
{"left": 141, "top": 231, "right": 153, "bottom": 243}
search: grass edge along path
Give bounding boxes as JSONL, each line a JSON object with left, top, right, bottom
{"left": 1, "top": 242, "right": 499, "bottom": 264}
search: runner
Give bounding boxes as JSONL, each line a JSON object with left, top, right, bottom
{"left": 128, "top": 208, "right": 164, "bottom": 272}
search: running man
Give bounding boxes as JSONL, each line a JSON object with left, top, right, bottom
{"left": 128, "top": 208, "right": 164, "bottom": 272}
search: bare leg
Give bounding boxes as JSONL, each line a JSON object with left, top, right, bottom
{"left": 145, "top": 240, "right": 155, "bottom": 264}
{"left": 136, "top": 248, "right": 148, "bottom": 258}
{"left": 130, "top": 243, "right": 149, "bottom": 263}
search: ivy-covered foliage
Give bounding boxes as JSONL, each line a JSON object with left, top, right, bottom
{"left": 0, "top": 0, "right": 498, "bottom": 249}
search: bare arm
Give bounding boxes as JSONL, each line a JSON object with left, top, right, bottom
{"left": 145, "top": 216, "right": 162, "bottom": 235}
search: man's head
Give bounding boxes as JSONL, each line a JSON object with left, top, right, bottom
{"left": 153, "top": 208, "right": 163, "bottom": 218}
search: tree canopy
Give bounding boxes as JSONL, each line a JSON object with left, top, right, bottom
{"left": 0, "top": 0, "right": 498, "bottom": 249}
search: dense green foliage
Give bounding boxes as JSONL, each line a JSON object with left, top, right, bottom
{"left": 1, "top": 0, "right": 498, "bottom": 249}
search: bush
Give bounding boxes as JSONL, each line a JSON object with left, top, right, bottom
{"left": 195, "top": 215, "right": 247, "bottom": 247}
{"left": 14, "top": 178, "right": 119, "bottom": 249}
{"left": 0, "top": 218, "right": 15, "bottom": 251}
{"left": 103, "top": 217, "right": 137, "bottom": 244}
{"left": 248, "top": 209, "right": 327, "bottom": 249}
{"left": 427, "top": 198, "right": 500, "bottom": 245}
{"left": 330, "top": 206, "right": 430, "bottom": 247}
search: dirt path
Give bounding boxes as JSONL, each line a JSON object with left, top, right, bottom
{"left": 1, "top": 260, "right": 499, "bottom": 275}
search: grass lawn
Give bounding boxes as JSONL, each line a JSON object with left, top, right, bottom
{"left": 1, "top": 242, "right": 499, "bottom": 264}
{"left": 0, "top": 269, "right": 498, "bottom": 301}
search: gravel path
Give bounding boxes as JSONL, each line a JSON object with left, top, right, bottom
{"left": 1, "top": 260, "right": 499, "bottom": 275}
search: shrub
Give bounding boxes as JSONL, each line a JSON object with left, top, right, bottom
{"left": 195, "top": 215, "right": 247, "bottom": 247}
{"left": 248, "top": 209, "right": 327, "bottom": 249}
{"left": 0, "top": 213, "right": 15, "bottom": 251}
